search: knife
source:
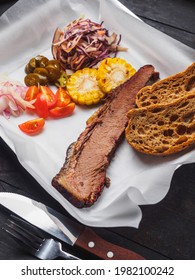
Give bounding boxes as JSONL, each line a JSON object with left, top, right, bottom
{"left": 0, "top": 192, "right": 144, "bottom": 260}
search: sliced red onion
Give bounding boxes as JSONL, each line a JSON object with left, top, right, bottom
{"left": 0, "top": 80, "right": 35, "bottom": 118}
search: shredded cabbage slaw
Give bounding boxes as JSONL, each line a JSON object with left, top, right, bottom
{"left": 52, "top": 17, "right": 127, "bottom": 72}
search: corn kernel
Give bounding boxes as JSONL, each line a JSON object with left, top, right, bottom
{"left": 66, "top": 68, "right": 105, "bottom": 105}
{"left": 97, "top": 57, "right": 136, "bottom": 93}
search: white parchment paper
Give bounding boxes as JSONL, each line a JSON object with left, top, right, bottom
{"left": 0, "top": 0, "right": 195, "bottom": 227}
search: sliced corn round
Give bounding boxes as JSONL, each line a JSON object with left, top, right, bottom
{"left": 97, "top": 57, "right": 136, "bottom": 93}
{"left": 66, "top": 68, "right": 105, "bottom": 105}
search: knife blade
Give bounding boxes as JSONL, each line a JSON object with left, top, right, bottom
{"left": 0, "top": 192, "right": 144, "bottom": 260}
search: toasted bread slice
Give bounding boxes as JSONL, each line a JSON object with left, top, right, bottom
{"left": 136, "top": 62, "right": 195, "bottom": 107}
{"left": 125, "top": 94, "right": 195, "bottom": 156}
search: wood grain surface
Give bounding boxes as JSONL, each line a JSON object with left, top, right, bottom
{"left": 0, "top": 0, "right": 195, "bottom": 260}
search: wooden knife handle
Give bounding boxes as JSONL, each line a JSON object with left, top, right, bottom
{"left": 75, "top": 228, "right": 145, "bottom": 260}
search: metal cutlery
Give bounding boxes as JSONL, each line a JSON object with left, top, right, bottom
{"left": 0, "top": 192, "right": 145, "bottom": 260}
{"left": 3, "top": 215, "right": 80, "bottom": 260}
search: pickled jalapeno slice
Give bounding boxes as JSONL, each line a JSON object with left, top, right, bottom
{"left": 24, "top": 55, "right": 63, "bottom": 86}
{"left": 24, "top": 73, "right": 48, "bottom": 86}
{"left": 34, "top": 67, "right": 49, "bottom": 78}
{"left": 46, "top": 65, "right": 61, "bottom": 82}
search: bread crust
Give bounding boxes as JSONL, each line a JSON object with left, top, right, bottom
{"left": 136, "top": 62, "right": 195, "bottom": 107}
{"left": 125, "top": 94, "right": 195, "bottom": 156}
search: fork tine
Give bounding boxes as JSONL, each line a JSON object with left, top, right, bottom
{"left": 3, "top": 215, "right": 81, "bottom": 260}
{"left": 5, "top": 219, "right": 42, "bottom": 249}
{"left": 10, "top": 214, "right": 45, "bottom": 239}
{"left": 2, "top": 224, "right": 38, "bottom": 254}
{"left": 3, "top": 214, "right": 46, "bottom": 252}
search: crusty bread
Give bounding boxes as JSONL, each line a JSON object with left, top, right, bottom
{"left": 136, "top": 62, "right": 195, "bottom": 107}
{"left": 125, "top": 93, "right": 195, "bottom": 155}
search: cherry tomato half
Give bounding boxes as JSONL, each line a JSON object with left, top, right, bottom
{"left": 49, "top": 103, "right": 75, "bottom": 118}
{"left": 18, "top": 118, "right": 45, "bottom": 135}
{"left": 55, "top": 87, "right": 71, "bottom": 107}
{"left": 24, "top": 86, "right": 39, "bottom": 102}
{"left": 34, "top": 92, "right": 49, "bottom": 118}
{"left": 39, "top": 86, "right": 57, "bottom": 108}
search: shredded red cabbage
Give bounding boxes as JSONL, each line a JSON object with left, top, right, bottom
{"left": 52, "top": 17, "right": 127, "bottom": 72}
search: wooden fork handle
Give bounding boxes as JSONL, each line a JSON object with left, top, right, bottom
{"left": 75, "top": 228, "right": 145, "bottom": 260}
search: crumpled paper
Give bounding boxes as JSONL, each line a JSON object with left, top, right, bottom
{"left": 0, "top": 0, "right": 195, "bottom": 227}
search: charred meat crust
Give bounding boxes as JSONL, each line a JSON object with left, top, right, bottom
{"left": 52, "top": 65, "right": 159, "bottom": 208}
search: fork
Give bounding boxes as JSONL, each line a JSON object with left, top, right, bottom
{"left": 3, "top": 215, "right": 80, "bottom": 260}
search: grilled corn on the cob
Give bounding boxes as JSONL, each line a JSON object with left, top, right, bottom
{"left": 66, "top": 68, "right": 105, "bottom": 105}
{"left": 97, "top": 57, "right": 136, "bottom": 93}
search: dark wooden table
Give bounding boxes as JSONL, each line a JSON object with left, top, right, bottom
{"left": 0, "top": 0, "right": 195, "bottom": 260}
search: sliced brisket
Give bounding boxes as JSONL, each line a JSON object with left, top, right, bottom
{"left": 52, "top": 65, "right": 159, "bottom": 208}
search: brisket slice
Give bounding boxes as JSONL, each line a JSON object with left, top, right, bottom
{"left": 52, "top": 65, "right": 159, "bottom": 208}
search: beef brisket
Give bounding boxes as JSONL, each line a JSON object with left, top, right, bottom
{"left": 52, "top": 65, "right": 158, "bottom": 208}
